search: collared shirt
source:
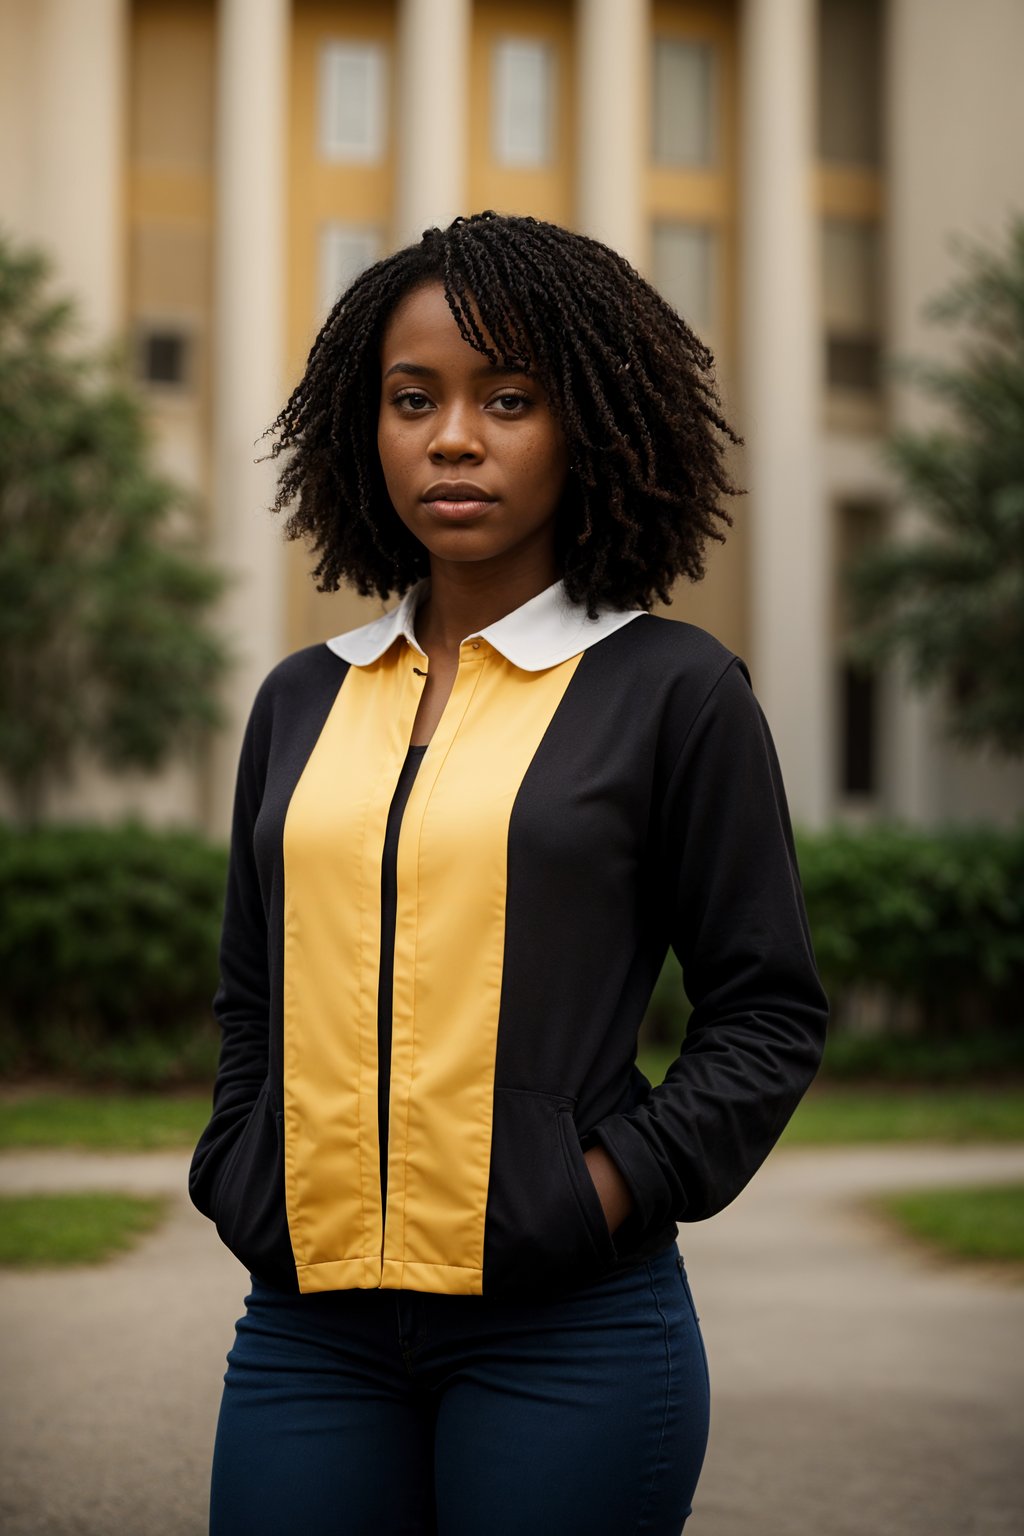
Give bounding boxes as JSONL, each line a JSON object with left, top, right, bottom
{"left": 326, "top": 575, "right": 647, "bottom": 671}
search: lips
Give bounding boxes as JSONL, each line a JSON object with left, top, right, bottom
{"left": 422, "top": 481, "right": 496, "bottom": 504}
{"left": 421, "top": 480, "right": 498, "bottom": 521}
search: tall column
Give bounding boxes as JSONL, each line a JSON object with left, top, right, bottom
{"left": 739, "top": 0, "right": 831, "bottom": 828}
{"left": 877, "top": 0, "right": 942, "bottom": 824}
{"left": 18, "top": 0, "right": 126, "bottom": 340}
{"left": 878, "top": 0, "right": 943, "bottom": 823}
{"left": 210, "top": 0, "right": 289, "bottom": 833}
{"left": 395, "top": 0, "right": 470, "bottom": 245}
{"left": 576, "top": 0, "right": 647, "bottom": 269}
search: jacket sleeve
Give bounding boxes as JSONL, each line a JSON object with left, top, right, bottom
{"left": 586, "top": 656, "right": 828, "bottom": 1229}
{"left": 189, "top": 683, "right": 273, "bottom": 1215}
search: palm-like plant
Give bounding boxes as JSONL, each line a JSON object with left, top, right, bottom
{"left": 845, "top": 215, "right": 1024, "bottom": 756}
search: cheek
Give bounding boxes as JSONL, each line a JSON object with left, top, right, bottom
{"left": 526, "top": 428, "right": 569, "bottom": 499}
{"left": 538, "top": 411, "right": 569, "bottom": 474}
{"left": 377, "top": 419, "right": 410, "bottom": 491}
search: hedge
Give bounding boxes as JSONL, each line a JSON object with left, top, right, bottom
{"left": 0, "top": 819, "right": 1021, "bottom": 1082}
{"left": 0, "top": 823, "right": 226, "bottom": 1080}
{"left": 795, "top": 822, "right": 1024, "bottom": 1033}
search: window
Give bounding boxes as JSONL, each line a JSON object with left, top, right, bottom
{"left": 652, "top": 38, "right": 715, "bottom": 166}
{"left": 837, "top": 501, "right": 884, "bottom": 799}
{"left": 840, "top": 662, "right": 877, "bottom": 796}
{"left": 651, "top": 222, "right": 715, "bottom": 333}
{"left": 319, "top": 41, "right": 387, "bottom": 162}
{"left": 136, "top": 323, "right": 192, "bottom": 388}
{"left": 319, "top": 225, "right": 380, "bottom": 315}
{"left": 823, "top": 219, "right": 882, "bottom": 393}
{"left": 493, "top": 40, "right": 554, "bottom": 166}
{"left": 818, "top": 0, "right": 883, "bottom": 165}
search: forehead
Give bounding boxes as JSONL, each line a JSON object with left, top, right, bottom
{"left": 379, "top": 281, "right": 523, "bottom": 373}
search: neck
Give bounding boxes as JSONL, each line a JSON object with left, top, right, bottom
{"left": 414, "top": 556, "right": 562, "bottom": 657}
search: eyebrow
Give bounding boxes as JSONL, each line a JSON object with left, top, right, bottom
{"left": 382, "top": 360, "right": 531, "bottom": 381}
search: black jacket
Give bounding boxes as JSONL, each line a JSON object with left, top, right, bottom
{"left": 189, "top": 582, "right": 828, "bottom": 1298}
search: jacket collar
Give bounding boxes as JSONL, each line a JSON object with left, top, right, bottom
{"left": 326, "top": 577, "right": 647, "bottom": 674}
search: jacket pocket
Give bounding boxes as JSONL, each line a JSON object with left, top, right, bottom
{"left": 205, "top": 1084, "right": 297, "bottom": 1292}
{"left": 483, "top": 1088, "right": 616, "bottom": 1297}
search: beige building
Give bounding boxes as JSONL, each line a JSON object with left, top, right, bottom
{"left": 1, "top": 0, "right": 1021, "bottom": 833}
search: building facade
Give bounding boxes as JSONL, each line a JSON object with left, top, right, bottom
{"left": 1, "top": 0, "right": 1021, "bottom": 832}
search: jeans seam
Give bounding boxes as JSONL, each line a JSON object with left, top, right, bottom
{"left": 677, "top": 1257, "right": 710, "bottom": 1396}
{"left": 631, "top": 1259, "right": 673, "bottom": 1536}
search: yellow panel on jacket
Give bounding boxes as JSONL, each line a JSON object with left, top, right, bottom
{"left": 282, "top": 636, "right": 582, "bottom": 1294}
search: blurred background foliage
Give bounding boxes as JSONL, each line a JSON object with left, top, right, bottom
{"left": 0, "top": 822, "right": 225, "bottom": 1086}
{"left": 845, "top": 216, "right": 1024, "bottom": 755}
{"left": 0, "top": 232, "right": 230, "bottom": 827}
{"left": 0, "top": 820, "right": 1021, "bottom": 1089}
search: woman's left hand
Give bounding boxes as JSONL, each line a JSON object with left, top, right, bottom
{"left": 583, "top": 1145, "right": 635, "bottom": 1236}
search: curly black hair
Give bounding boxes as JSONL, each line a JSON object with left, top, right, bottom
{"left": 264, "top": 211, "right": 743, "bottom": 618}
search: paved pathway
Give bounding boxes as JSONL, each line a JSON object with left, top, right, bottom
{"left": 679, "top": 1145, "right": 1024, "bottom": 1536}
{"left": 1, "top": 1143, "right": 1022, "bottom": 1535}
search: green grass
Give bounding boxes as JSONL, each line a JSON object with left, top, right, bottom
{"left": 874, "top": 1184, "right": 1024, "bottom": 1266}
{"left": 781, "top": 1085, "right": 1024, "bottom": 1145}
{"left": 636, "top": 1048, "right": 1024, "bottom": 1144}
{"left": 0, "top": 1092, "right": 211, "bottom": 1150}
{"left": 1, "top": 1075, "right": 1023, "bottom": 1155}
{"left": 0, "top": 1191, "right": 168, "bottom": 1267}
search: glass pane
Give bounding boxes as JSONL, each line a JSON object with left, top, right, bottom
{"left": 651, "top": 223, "right": 715, "bottom": 332}
{"left": 652, "top": 38, "right": 714, "bottom": 166}
{"left": 840, "top": 661, "right": 877, "bottom": 796}
{"left": 818, "top": 0, "right": 883, "bottom": 165}
{"left": 493, "top": 40, "right": 553, "bottom": 166}
{"left": 838, "top": 501, "right": 883, "bottom": 797}
{"left": 823, "top": 219, "right": 881, "bottom": 391}
{"left": 140, "top": 328, "right": 189, "bottom": 386}
{"left": 823, "top": 221, "right": 880, "bottom": 331}
{"left": 320, "top": 226, "right": 380, "bottom": 314}
{"left": 319, "top": 42, "right": 386, "bottom": 162}
{"left": 827, "top": 337, "right": 880, "bottom": 391}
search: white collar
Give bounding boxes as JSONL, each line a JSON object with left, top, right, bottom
{"left": 326, "top": 577, "right": 647, "bottom": 673}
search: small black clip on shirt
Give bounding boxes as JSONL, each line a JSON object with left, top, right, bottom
{"left": 412, "top": 666, "right": 427, "bottom": 677}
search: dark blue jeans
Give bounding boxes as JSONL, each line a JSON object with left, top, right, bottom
{"left": 209, "top": 1243, "right": 710, "bottom": 1535}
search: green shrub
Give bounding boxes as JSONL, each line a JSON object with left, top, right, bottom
{"left": 643, "top": 821, "right": 1024, "bottom": 1072}
{"left": 0, "top": 822, "right": 226, "bottom": 1082}
{"left": 816, "top": 1028, "right": 1024, "bottom": 1082}
{"left": 1, "top": 819, "right": 1022, "bottom": 1087}
{"left": 795, "top": 821, "right": 1024, "bottom": 1035}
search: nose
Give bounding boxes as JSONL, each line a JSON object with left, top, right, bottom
{"left": 427, "top": 402, "right": 484, "bottom": 464}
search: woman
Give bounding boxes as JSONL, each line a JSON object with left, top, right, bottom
{"left": 190, "top": 211, "right": 828, "bottom": 1535}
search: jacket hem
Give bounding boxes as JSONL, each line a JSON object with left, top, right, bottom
{"left": 296, "top": 1255, "right": 484, "bottom": 1296}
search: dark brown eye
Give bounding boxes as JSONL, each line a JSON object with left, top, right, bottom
{"left": 492, "top": 392, "right": 530, "bottom": 413}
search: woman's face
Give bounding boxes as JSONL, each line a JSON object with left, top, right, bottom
{"left": 377, "top": 281, "right": 569, "bottom": 579}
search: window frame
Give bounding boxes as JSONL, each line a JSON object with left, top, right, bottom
{"left": 318, "top": 39, "right": 388, "bottom": 164}
{"left": 491, "top": 36, "right": 556, "bottom": 169}
{"left": 651, "top": 34, "right": 718, "bottom": 169}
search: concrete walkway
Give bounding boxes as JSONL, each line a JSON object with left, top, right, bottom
{"left": 1, "top": 1143, "right": 1022, "bottom": 1535}
{"left": 679, "top": 1145, "right": 1024, "bottom": 1536}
